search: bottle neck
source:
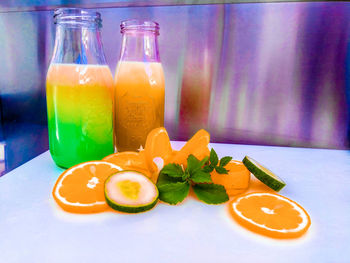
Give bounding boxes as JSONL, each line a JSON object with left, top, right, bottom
{"left": 119, "top": 31, "right": 160, "bottom": 63}
{"left": 51, "top": 23, "right": 107, "bottom": 65}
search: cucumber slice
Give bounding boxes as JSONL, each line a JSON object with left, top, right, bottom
{"left": 242, "top": 156, "right": 286, "bottom": 191}
{"left": 105, "top": 170, "right": 159, "bottom": 213}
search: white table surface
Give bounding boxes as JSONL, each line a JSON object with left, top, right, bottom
{"left": 1, "top": 142, "right": 350, "bottom": 263}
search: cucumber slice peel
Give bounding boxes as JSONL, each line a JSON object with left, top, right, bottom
{"left": 242, "top": 156, "right": 286, "bottom": 192}
{"left": 105, "top": 170, "right": 159, "bottom": 213}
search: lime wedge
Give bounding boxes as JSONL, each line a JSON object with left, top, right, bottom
{"left": 242, "top": 156, "right": 286, "bottom": 191}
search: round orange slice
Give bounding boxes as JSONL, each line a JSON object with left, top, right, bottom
{"left": 103, "top": 151, "right": 153, "bottom": 179}
{"left": 144, "top": 127, "right": 173, "bottom": 172}
{"left": 169, "top": 129, "right": 210, "bottom": 166}
{"left": 211, "top": 160, "right": 250, "bottom": 196}
{"left": 103, "top": 151, "right": 147, "bottom": 170}
{"left": 52, "top": 161, "right": 122, "bottom": 213}
{"left": 229, "top": 192, "right": 311, "bottom": 239}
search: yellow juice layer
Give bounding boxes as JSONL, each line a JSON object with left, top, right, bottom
{"left": 114, "top": 61, "right": 165, "bottom": 152}
{"left": 46, "top": 63, "right": 114, "bottom": 168}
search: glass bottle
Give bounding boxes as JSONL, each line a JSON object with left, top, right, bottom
{"left": 114, "top": 20, "right": 165, "bottom": 152}
{"left": 46, "top": 8, "right": 114, "bottom": 168}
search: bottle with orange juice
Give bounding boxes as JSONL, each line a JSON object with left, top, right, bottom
{"left": 114, "top": 20, "right": 165, "bottom": 152}
{"left": 46, "top": 8, "right": 114, "bottom": 168}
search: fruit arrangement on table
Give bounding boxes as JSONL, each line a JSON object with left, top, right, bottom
{"left": 52, "top": 127, "right": 311, "bottom": 239}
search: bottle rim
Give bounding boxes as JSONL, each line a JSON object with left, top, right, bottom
{"left": 54, "top": 8, "right": 102, "bottom": 28}
{"left": 120, "top": 19, "right": 159, "bottom": 35}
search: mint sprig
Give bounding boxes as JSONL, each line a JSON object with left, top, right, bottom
{"left": 193, "top": 184, "right": 228, "bottom": 204}
{"left": 160, "top": 163, "right": 184, "bottom": 178}
{"left": 158, "top": 181, "right": 190, "bottom": 205}
{"left": 203, "top": 149, "right": 232, "bottom": 174}
{"left": 219, "top": 156, "right": 232, "bottom": 167}
{"left": 156, "top": 150, "right": 231, "bottom": 205}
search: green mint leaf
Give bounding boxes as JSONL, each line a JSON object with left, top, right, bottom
{"left": 199, "top": 156, "right": 209, "bottom": 168}
{"left": 219, "top": 156, "right": 232, "bottom": 167}
{"left": 192, "top": 184, "right": 229, "bottom": 204}
{"left": 160, "top": 163, "right": 184, "bottom": 178}
{"left": 157, "top": 181, "right": 190, "bottom": 205}
{"left": 209, "top": 148, "right": 219, "bottom": 167}
{"left": 182, "top": 170, "right": 191, "bottom": 181}
{"left": 202, "top": 165, "right": 214, "bottom": 173}
{"left": 157, "top": 172, "right": 184, "bottom": 187}
{"left": 215, "top": 166, "right": 228, "bottom": 174}
{"left": 191, "top": 170, "right": 212, "bottom": 184}
{"left": 187, "top": 154, "right": 202, "bottom": 175}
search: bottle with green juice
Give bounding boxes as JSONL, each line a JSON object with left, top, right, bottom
{"left": 46, "top": 8, "right": 114, "bottom": 168}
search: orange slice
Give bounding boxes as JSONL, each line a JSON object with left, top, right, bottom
{"left": 52, "top": 161, "right": 122, "bottom": 213}
{"left": 103, "top": 151, "right": 147, "bottom": 170}
{"left": 192, "top": 145, "right": 210, "bottom": 162}
{"left": 229, "top": 192, "right": 311, "bottom": 239}
{"left": 103, "top": 151, "right": 153, "bottom": 179}
{"left": 144, "top": 127, "right": 173, "bottom": 171}
{"left": 211, "top": 160, "right": 250, "bottom": 196}
{"left": 169, "top": 129, "right": 210, "bottom": 166}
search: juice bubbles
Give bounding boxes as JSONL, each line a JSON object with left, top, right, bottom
{"left": 46, "top": 64, "right": 114, "bottom": 168}
{"left": 114, "top": 61, "right": 165, "bottom": 151}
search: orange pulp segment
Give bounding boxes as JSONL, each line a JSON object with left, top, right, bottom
{"left": 211, "top": 160, "right": 250, "bottom": 196}
{"left": 229, "top": 192, "right": 311, "bottom": 239}
{"left": 103, "top": 151, "right": 153, "bottom": 179}
{"left": 52, "top": 161, "right": 122, "bottom": 213}
{"left": 169, "top": 129, "right": 210, "bottom": 166}
{"left": 144, "top": 127, "right": 173, "bottom": 172}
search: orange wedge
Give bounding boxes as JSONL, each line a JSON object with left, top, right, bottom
{"left": 229, "top": 192, "right": 311, "bottom": 239}
{"left": 52, "top": 161, "right": 122, "bottom": 213}
{"left": 103, "top": 151, "right": 152, "bottom": 179}
{"left": 211, "top": 160, "right": 250, "bottom": 196}
{"left": 192, "top": 145, "right": 210, "bottom": 162}
{"left": 169, "top": 129, "right": 210, "bottom": 166}
{"left": 144, "top": 127, "right": 173, "bottom": 172}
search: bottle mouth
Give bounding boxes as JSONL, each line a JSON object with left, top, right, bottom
{"left": 120, "top": 20, "right": 159, "bottom": 35}
{"left": 54, "top": 8, "right": 102, "bottom": 28}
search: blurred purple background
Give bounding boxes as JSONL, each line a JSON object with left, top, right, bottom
{"left": 0, "top": 1, "right": 349, "bottom": 175}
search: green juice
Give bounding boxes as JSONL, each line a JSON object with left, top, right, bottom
{"left": 46, "top": 64, "right": 114, "bottom": 168}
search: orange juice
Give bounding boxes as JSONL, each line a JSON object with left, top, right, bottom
{"left": 46, "top": 63, "right": 114, "bottom": 168}
{"left": 114, "top": 61, "right": 165, "bottom": 151}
